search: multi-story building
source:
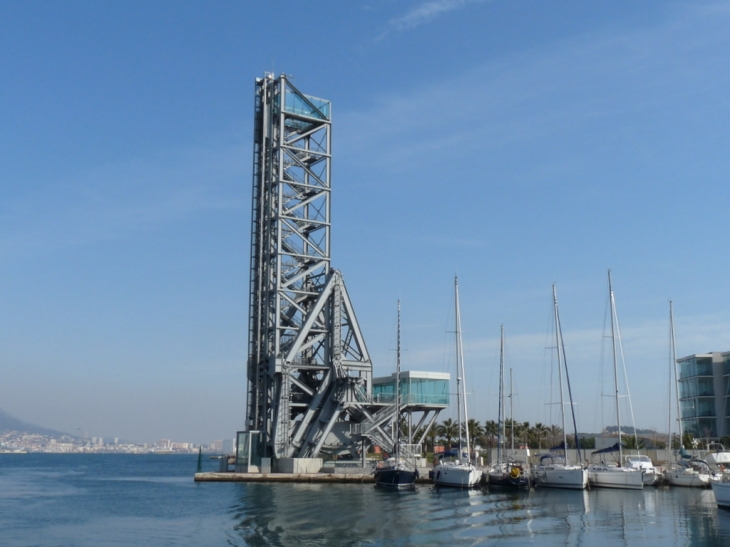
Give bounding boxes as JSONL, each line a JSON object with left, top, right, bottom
{"left": 677, "top": 352, "right": 730, "bottom": 440}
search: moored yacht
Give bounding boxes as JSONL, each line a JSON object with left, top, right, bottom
{"left": 587, "top": 272, "right": 643, "bottom": 490}
{"left": 624, "top": 454, "right": 659, "bottom": 486}
{"left": 432, "top": 277, "right": 481, "bottom": 488}
{"left": 373, "top": 301, "right": 419, "bottom": 489}
{"left": 704, "top": 443, "right": 730, "bottom": 476}
{"left": 532, "top": 453, "right": 588, "bottom": 490}
{"left": 486, "top": 326, "right": 529, "bottom": 490}
{"left": 531, "top": 285, "right": 587, "bottom": 490}
{"left": 665, "top": 459, "right": 713, "bottom": 488}
{"left": 712, "top": 478, "right": 730, "bottom": 508}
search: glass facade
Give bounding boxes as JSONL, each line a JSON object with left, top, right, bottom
{"left": 678, "top": 354, "right": 721, "bottom": 439}
{"left": 679, "top": 356, "right": 713, "bottom": 379}
{"left": 372, "top": 375, "right": 449, "bottom": 406}
{"left": 283, "top": 92, "right": 330, "bottom": 119}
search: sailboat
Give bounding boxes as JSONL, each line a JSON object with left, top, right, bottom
{"left": 487, "top": 326, "right": 529, "bottom": 489}
{"left": 432, "top": 276, "right": 482, "bottom": 487}
{"left": 587, "top": 271, "right": 644, "bottom": 490}
{"left": 663, "top": 300, "right": 712, "bottom": 488}
{"left": 373, "top": 300, "right": 419, "bottom": 488}
{"left": 532, "top": 284, "right": 588, "bottom": 490}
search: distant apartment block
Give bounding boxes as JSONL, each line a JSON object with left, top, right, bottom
{"left": 678, "top": 352, "right": 730, "bottom": 439}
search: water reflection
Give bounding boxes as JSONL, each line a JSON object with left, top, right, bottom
{"left": 228, "top": 483, "right": 730, "bottom": 547}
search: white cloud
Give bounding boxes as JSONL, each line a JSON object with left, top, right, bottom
{"left": 375, "top": 0, "right": 489, "bottom": 40}
{"left": 344, "top": 1, "right": 730, "bottom": 177}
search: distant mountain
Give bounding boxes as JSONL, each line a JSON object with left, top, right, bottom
{"left": 0, "top": 408, "right": 71, "bottom": 437}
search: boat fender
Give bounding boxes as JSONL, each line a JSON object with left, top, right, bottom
{"left": 436, "top": 471, "right": 441, "bottom": 480}
{"left": 510, "top": 466, "right": 520, "bottom": 479}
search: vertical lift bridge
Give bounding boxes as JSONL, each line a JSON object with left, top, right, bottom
{"left": 241, "top": 74, "right": 444, "bottom": 470}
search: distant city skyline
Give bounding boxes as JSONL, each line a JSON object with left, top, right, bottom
{"left": 2, "top": 1, "right": 730, "bottom": 443}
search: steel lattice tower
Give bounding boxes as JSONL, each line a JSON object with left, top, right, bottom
{"left": 246, "top": 74, "right": 382, "bottom": 460}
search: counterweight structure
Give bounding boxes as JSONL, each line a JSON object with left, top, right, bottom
{"left": 248, "top": 74, "right": 377, "bottom": 460}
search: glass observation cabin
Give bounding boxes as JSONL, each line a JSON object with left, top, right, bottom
{"left": 371, "top": 370, "right": 450, "bottom": 409}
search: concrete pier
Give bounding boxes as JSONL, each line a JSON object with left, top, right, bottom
{"left": 194, "top": 468, "right": 434, "bottom": 484}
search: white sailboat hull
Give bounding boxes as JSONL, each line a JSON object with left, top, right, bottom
{"left": 588, "top": 466, "right": 644, "bottom": 490}
{"left": 666, "top": 470, "right": 712, "bottom": 488}
{"left": 433, "top": 463, "right": 482, "bottom": 487}
{"left": 641, "top": 469, "right": 659, "bottom": 486}
{"left": 705, "top": 451, "right": 730, "bottom": 472}
{"left": 533, "top": 465, "right": 588, "bottom": 490}
{"left": 712, "top": 481, "right": 730, "bottom": 508}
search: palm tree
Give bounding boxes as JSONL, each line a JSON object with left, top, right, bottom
{"left": 547, "top": 425, "right": 563, "bottom": 448}
{"left": 437, "top": 419, "right": 458, "bottom": 448}
{"left": 466, "top": 419, "right": 484, "bottom": 445}
{"left": 483, "top": 420, "right": 498, "bottom": 450}
{"left": 422, "top": 424, "right": 439, "bottom": 452}
{"left": 505, "top": 418, "right": 515, "bottom": 447}
{"left": 520, "top": 421, "right": 531, "bottom": 447}
{"left": 533, "top": 423, "right": 547, "bottom": 450}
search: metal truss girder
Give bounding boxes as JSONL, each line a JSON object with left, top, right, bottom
{"left": 247, "top": 74, "right": 380, "bottom": 462}
{"left": 280, "top": 260, "right": 328, "bottom": 289}
{"left": 283, "top": 272, "right": 338, "bottom": 363}
{"left": 288, "top": 373, "right": 314, "bottom": 397}
{"left": 415, "top": 412, "right": 441, "bottom": 447}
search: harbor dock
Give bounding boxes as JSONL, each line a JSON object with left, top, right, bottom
{"left": 194, "top": 469, "right": 434, "bottom": 484}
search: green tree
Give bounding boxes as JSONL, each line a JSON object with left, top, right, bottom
{"left": 547, "top": 425, "right": 564, "bottom": 448}
{"left": 519, "top": 421, "right": 531, "bottom": 447}
{"left": 622, "top": 436, "right": 645, "bottom": 450}
{"left": 532, "top": 423, "right": 548, "bottom": 450}
{"left": 437, "top": 419, "right": 458, "bottom": 448}
{"left": 422, "top": 424, "right": 439, "bottom": 452}
{"left": 682, "top": 432, "right": 694, "bottom": 450}
{"left": 466, "top": 419, "right": 484, "bottom": 445}
{"left": 579, "top": 436, "right": 596, "bottom": 449}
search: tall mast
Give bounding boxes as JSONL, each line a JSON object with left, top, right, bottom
{"left": 553, "top": 284, "right": 569, "bottom": 461}
{"left": 454, "top": 276, "right": 471, "bottom": 462}
{"left": 554, "top": 284, "right": 582, "bottom": 463}
{"left": 510, "top": 368, "right": 514, "bottom": 453}
{"left": 394, "top": 300, "right": 401, "bottom": 455}
{"left": 670, "top": 300, "right": 683, "bottom": 454}
{"left": 608, "top": 270, "right": 623, "bottom": 462}
{"left": 498, "top": 325, "right": 504, "bottom": 463}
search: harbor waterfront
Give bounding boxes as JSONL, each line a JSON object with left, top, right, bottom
{"left": 3, "top": 454, "right": 730, "bottom": 546}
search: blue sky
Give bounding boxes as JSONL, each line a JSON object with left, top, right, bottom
{"left": 1, "top": 1, "right": 729, "bottom": 444}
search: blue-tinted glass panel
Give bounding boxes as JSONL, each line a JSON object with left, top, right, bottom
{"left": 698, "top": 378, "right": 714, "bottom": 396}
{"left": 682, "top": 418, "right": 699, "bottom": 437}
{"left": 697, "top": 398, "right": 716, "bottom": 417}
{"left": 679, "top": 378, "right": 696, "bottom": 399}
{"left": 680, "top": 357, "right": 714, "bottom": 379}
{"left": 375, "top": 377, "right": 449, "bottom": 405}
{"left": 284, "top": 91, "right": 330, "bottom": 119}
{"left": 680, "top": 399, "right": 696, "bottom": 419}
{"left": 697, "top": 358, "right": 713, "bottom": 376}
{"left": 698, "top": 418, "right": 717, "bottom": 437}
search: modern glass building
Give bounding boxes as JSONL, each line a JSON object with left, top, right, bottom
{"left": 372, "top": 371, "right": 450, "bottom": 407}
{"left": 678, "top": 352, "right": 730, "bottom": 440}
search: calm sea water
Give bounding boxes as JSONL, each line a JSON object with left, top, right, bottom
{"left": 1, "top": 454, "right": 729, "bottom": 546}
